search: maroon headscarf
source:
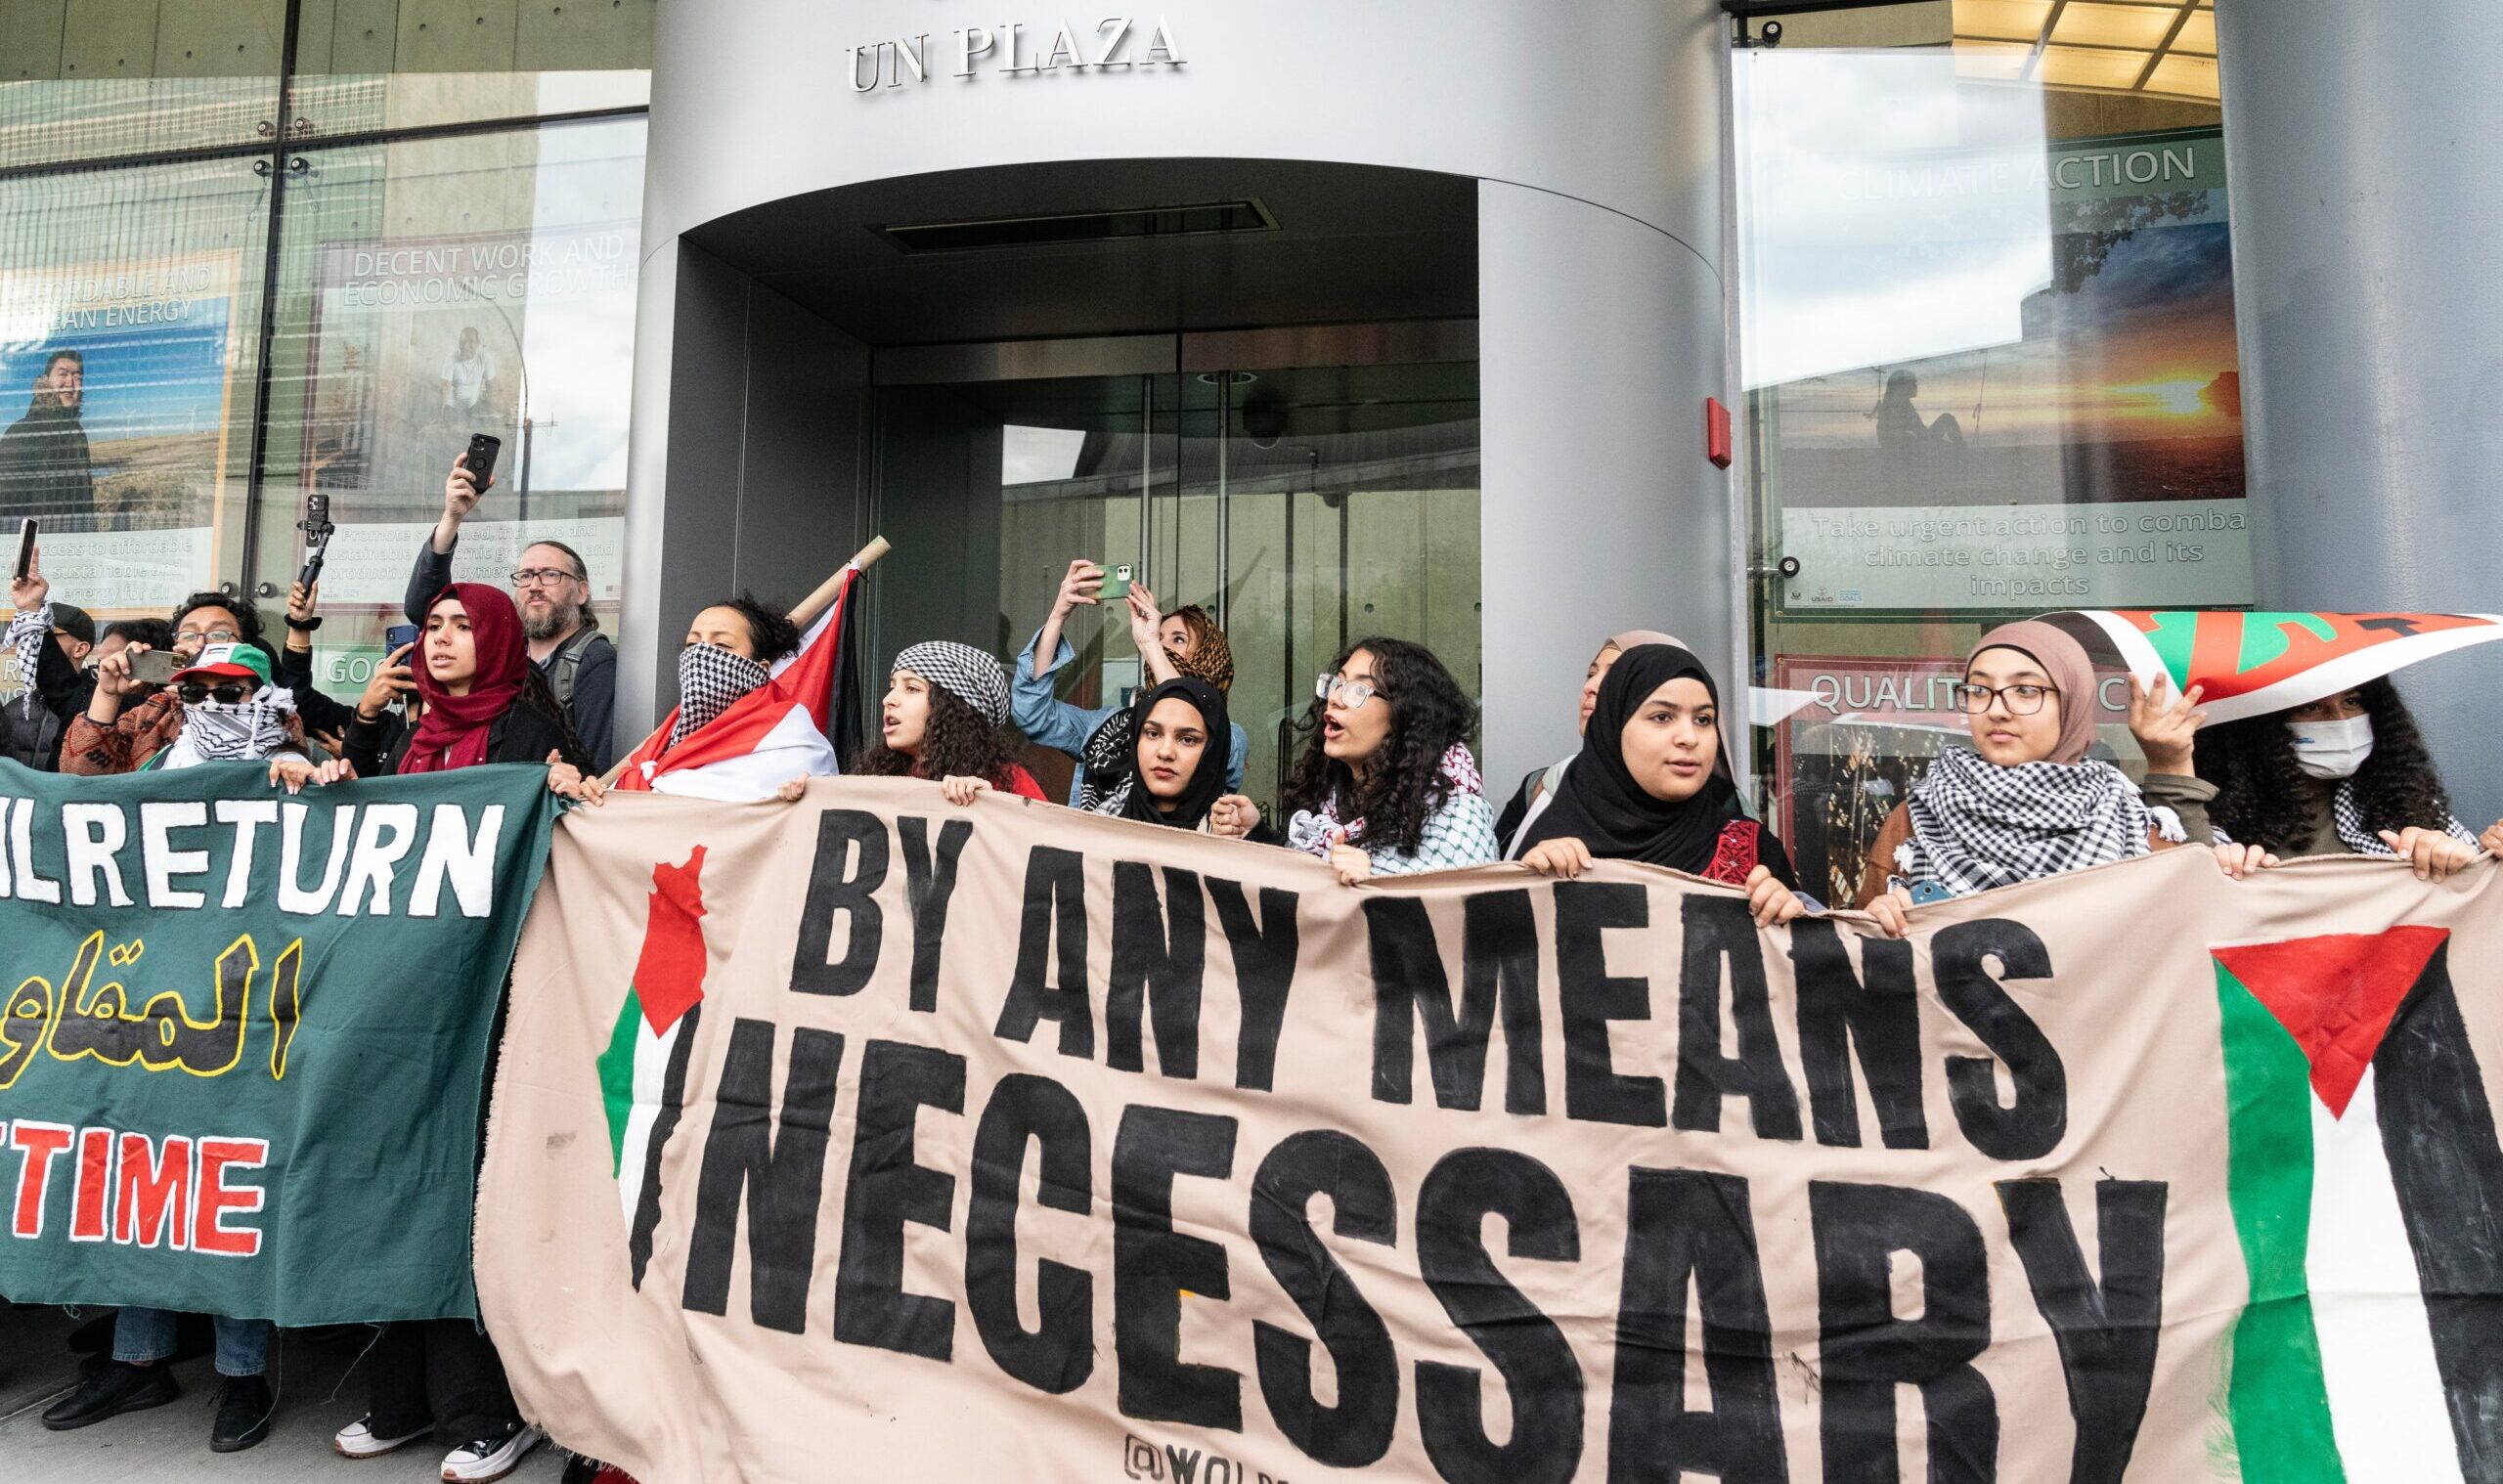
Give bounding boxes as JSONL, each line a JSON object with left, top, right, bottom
{"left": 401, "top": 583, "right": 530, "bottom": 773}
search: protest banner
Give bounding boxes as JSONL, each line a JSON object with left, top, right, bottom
{"left": 0, "top": 761, "right": 556, "bottom": 1324}
{"left": 480, "top": 777, "right": 2503, "bottom": 1482}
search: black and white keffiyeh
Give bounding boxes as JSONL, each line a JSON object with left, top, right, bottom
{"left": 670, "top": 641, "right": 771, "bottom": 751}
{"left": 161, "top": 691, "right": 297, "bottom": 769}
{"left": 1076, "top": 706, "right": 1136, "bottom": 811}
{"left": 7, "top": 602, "right": 46, "bottom": 717}
{"left": 2328, "top": 780, "right": 2478, "bottom": 856}
{"left": 1898, "top": 746, "right": 2151, "bottom": 897}
{"left": 894, "top": 640, "right": 1010, "bottom": 727}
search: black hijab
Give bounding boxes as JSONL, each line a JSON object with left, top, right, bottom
{"left": 1516, "top": 643, "right": 1751, "bottom": 872}
{"left": 1117, "top": 677, "right": 1231, "bottom": 830}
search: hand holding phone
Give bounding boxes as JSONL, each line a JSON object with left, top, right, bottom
{"left": 131, "top": 649, "right": 178, "bottom": 686}
{"left": 1100, "top": 563, "right": 1133, "bottom": 602}
{"left": 462, "top": 432, "right": 503, "bottom": 490}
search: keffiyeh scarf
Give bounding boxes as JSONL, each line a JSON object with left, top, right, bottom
{"left": 1289, "top": 741, "right": 1483, "bottom": 857}
{"left": 670, "top": 642, "right": 771, "bottom": 751}
{"left": 2328, "top": 781, "right": 2478, "bottom": 856}
{"left": 1897, "top": 747, "right": 2150, "bottom": 896}
{"left": 894, "top": 640, "right": 1010, "bottom": 727}
{"left": 159, "top": 691, "right": 297, "bottom": 770}
{"left": 7, "top": 603, "right": 45, "bottom": 717}
{"left": 1076, "top": 707, "right": 1135, "bottom": 811}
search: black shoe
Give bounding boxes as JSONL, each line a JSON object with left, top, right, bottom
{"left": 210, "top": 1373, "right": 275, "bottom": 1453}
{"left": 40, "top": 1359, "right": 179, "bottom": 1430}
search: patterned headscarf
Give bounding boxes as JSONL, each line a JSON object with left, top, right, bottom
{"left": 6, "top": 603, "right": 45, "bottom": 718}
{"left": 894, "top": 640, "right": 1010, "bottom": 727}
{"left": 1166, "top": 606, "right": 1234, "bottom": 693}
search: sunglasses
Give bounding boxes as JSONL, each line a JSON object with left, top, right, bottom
{"left": 176, "top": 681, "right": 260, "bottom": 706}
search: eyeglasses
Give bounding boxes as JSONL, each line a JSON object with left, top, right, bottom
{"left": 177, "top": 681, "right": 258, "bottom": 706}
{"left": 174, "top": 626, "right": 240, "bottom": 646}
{"left": 510, "top": 568, "right": 583, "bottom": 589}
{"left": 1315, "top": 674, "right": 1378, "bottom": 709}
{"left": 1951, "top": 682, "right": 2057, "bottom": 716}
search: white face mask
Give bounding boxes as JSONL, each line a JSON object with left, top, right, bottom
{"left": 2287, "top": 714, "right": 2374, "bottom": 780}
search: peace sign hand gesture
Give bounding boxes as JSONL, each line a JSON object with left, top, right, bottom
{"left": 2128, "top": 675, "right": 2207, "bottom": 775}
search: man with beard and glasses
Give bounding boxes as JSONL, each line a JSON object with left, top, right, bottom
{"left": 404, "top": 454, "right": 615, "bottom": 769}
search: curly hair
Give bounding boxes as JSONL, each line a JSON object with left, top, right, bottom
{"left": 1281, "top": 635, "right": 1476, "bottom": 855}
{"left": 717, "top": 591, "right": 802, "bottom": 667}
{"left": 171, "top": 591, "right": 264, "bottom": 646}
{"left": 2193, "top": 677, "right": 2455, "bottom": 854}
{"left": 853, "top": 681, "right": 1023, "bottom": 785}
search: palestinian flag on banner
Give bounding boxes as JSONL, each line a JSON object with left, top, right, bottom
{"left": 610, "top": 563, "right": 869, "bottom": 800}
{"left": 2042, "top": 610, "right": 2503, "bottom": 724}
{"left": 2209, "top": 926, "right": 2503, "bottom": 1480}
{"left": 595, "top": 847, "right": 711, "bottom": 1289}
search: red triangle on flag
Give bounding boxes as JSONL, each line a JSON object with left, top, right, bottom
{"left": 2213, "top": 926, "right": 2448, "bottom": 1118}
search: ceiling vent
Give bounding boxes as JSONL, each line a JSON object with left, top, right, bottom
{"left": 877, "top": 198, "right": 1277, "bottom": 254}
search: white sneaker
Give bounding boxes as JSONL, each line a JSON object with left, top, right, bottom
{"left": 442, "top": 1422, "right": 545, "bottom": 1483}
{"left": 333, "top": 1414, "right": 426, "bottom": 1459}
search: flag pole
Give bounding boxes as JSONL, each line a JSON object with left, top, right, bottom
{"left": 790, "top": 535, "right": 891, "bottom": 629}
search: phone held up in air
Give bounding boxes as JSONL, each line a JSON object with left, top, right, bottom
{"left": 383, "top": 623, "right": 419, "bottom": 655}
{"left": 1100, "top": 562, "right": 1133, "bottom": 602}
{"left": 131, "top": 650, "right": 178, "bottom": 686}
{"left": 462, "top": 432, "right": 503, "bottom": 490}
{"left": 13, "top": 517, "right": 33, "bottom": 583}
{"left": 297, "top": 493, "right": 334, "bottom": 589}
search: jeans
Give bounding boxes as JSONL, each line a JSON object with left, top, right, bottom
{"left": 113, "top": 1307, "right": 271, "bottom": 1377}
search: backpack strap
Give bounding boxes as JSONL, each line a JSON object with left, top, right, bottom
{"left": 546, "top": 627, "right": 607, "bottom": 713}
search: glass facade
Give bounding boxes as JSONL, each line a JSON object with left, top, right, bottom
{"left": 1735, "top": 3, "right": 2239, "bottom": 904}
{"left": 874, "top": 362, "right": 1483, "bottom": 814}
{"left": 0, "top": 1, "right": 647, "bottom": 702}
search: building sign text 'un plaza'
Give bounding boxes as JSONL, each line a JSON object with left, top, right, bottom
{"left": 846, "top": 17, "right": 1184, "bottom": 91}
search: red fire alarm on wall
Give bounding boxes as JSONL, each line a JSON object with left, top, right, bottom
{"left": 1704, "top": 397, "right": 1733, "bottom": 468}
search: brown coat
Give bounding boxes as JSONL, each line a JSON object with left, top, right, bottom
{"left": 60, "top": 689, "right": 307, "bottom": 775}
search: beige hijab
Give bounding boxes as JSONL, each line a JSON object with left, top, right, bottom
{"left": 1967, "top": 620, "right": 2098, "bottom": 764}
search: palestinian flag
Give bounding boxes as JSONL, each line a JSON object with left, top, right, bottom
{"left": 2209, "top": 927, "right": 2503, "bottom": 1480}
{"left": 2043, "top": 610, "right": 2503, "bottom": 723}
{"left": 595, "top": 847, "right": 710, "bottom": 1288}
{"left": 610, "top": 563, "right": 868, "bottom": 800}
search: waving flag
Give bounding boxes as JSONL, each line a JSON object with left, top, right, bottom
{"left": 611, "top": 564, "right": 867, "bottom": 800}
{"left": 2042, "top": 610, "right": 2503, "bottom": 722}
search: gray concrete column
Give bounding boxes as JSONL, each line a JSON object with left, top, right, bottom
{"left": 1477, "top": 181, "right": 1734, "bottom": 789}
{"left": 2218, "top": 0, "right": 2503, "bottom": 819}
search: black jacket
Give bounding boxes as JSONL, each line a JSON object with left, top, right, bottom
{"left": 274, "top": 637, "right": 364, "bottom": 742}
{"left": 405, "top": 538, "right": 616, "bottom": 770}
{"left": 344, "top": 694, "right": 586, "bottom": 778}
{"left": 0, "top": 632, "right": 93, "bottom": 769}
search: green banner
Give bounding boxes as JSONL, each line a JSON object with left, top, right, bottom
{"left": 0, "top": 760, "right": 556, "bottom": 1325}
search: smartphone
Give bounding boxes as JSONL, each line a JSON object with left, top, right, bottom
{"left": 296, "top": 493, "right": 333, "bottom": 588}
{"left": 1100, "top": 562, "right": 1133, "bottom": 601}
{"left": 462, "top": 432, "right": 503, "bottom": 489}
{"left": 383, "top": 623, "right": 419, "bottom": 654}
{"left": 12, "top": 517, "right": 33, "bottom": 583}
{"left": 131, "top": 650, "right": 178, "bottom": 685}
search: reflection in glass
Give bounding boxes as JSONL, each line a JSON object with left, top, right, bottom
{"left": 253, "top": 117, "right": 645, "bottom": 702}
{"left": 0, "top": 156, "right": 270, "bottom": 611}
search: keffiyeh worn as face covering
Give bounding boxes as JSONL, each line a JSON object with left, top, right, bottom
{"left": 7, "top": 603, "right": 46, "bottom": 717}
{"left": 1899, "top": 746, "right": 2150, "bottom": 897}
{"left": 893, "top": 640, "right": 1010, "bottom": 728}
{"left": 671, "top": 641, "right": 771, "bottom": 751}
{"left": 161, "top": 690, "right": 296, "bottom": 769}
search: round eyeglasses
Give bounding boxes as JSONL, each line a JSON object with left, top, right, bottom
{"left": 1951, "top": 682, "right": 2056, "bottom": 716}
